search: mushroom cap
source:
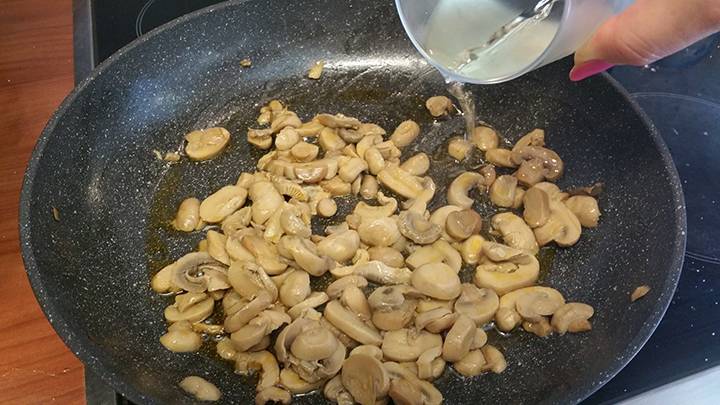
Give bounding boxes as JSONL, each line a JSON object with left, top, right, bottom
{"left": 474, "top": 254, "right": 540, "bottom": 296}
{"left": 382, "top": 329, "right": 443, "bottom": 362}
{"left": 454, "top": 284, "right": 499, "bottom": 326}
{"left": 171, "top": 252, "right": 229, "bottom": 293}
{"left": 446, "top": 209, "right": 483, "bottom": 241}
{"left": 523, "top": 186, "right": 551, "bottom": 228}
{"left": 447, "top": 172, "right": 483, "bottom": 209}
{"left": 290, "top": 326, "right": 339, "bottom": 361}
{"left": 399, "top": 211, "right": 442, "bottom": 245}
{"left": 511, "top": 145, "right": 564, "bottom": 181}
{"left": 341, "top": 354, "right": 390, "bottom": 405}
{"left": 491, "top": 212, "right": 539, "bottom": 254}
{"left": 411, "top": 263, "right": 462, "bottom": 300}
{"left": 551, "top": 302, "right": 594, "bottom": 335}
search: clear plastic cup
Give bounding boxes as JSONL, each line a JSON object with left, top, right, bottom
{"left": 396, "top": 0, "right": 633, "bottom": 84}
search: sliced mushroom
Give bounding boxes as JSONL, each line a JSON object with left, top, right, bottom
{"left": 324, "top": 300, "right": 383, "bottom": 346}
{"left": 368, "top": 247, "right": 405, "bottom": 268}
{"left": 474, "top": 254, "right": 539, "bottom": 296}
{"left": 485, "top": 148, "right": 516, "bottom": 168}
{"left": 447, "top": 172, "right": 482, "bottom": 209}
{"left": 368, "top": 286, "right": 418, "bottom": 331}
{"left": 425, "top": 96, "right": 453, "bottom": 117}
{"left": 160, "top": 321, "right": 202, "bottom": 352}
{"left": 249, "top": 181, "right": 283, "bottom": 225}
{"left": 247, "top": 128, "right": 274, "bottom": 149}
{"left": 564, "top": 195, "right": 600, "bottom": 228}
{"left": 279, "top": 270, "right": 311, "bottom": 307}
{"left": 415, "top": 307, "right": 458, "bottom": 333}
{"left": 471, "top": 126, "right": 499, "bottom": 151}
{"left": 631, "top": 285, "right": 651, "bottom": 302}
{"left": 199, "top": 185, "right": 248, "bottom": 223}
{"left": 319, "top": 127, "right": 347, "bottom": 152}
{"left": 382, "top": 329, "right": 443, "bottom": 362}
{"left": 342, "top": 354, "right": 390, "bottom": 405}
{"left": 551, "top": 302, "right": 594, "bottom": 334}
{"left": 522, "top": 317, "right": 553, "bottom": 337}
{"left": 271, "top": 110, "right": 302, "bottom": 133}
{"left": 235, "top": 351, "right": 280, "bottom": 391}
{"left": 224, "top": 290, "right": 274, "bottom": 333}
{"left": 533, "top": 199, "right": 582, "bottom": 247}
{"left": 442, "top": 315, "right": 476, "bottom": 362}
{"left": 515, "top": 288, "right": 565, "bottom": 322}
{"left": 179, "top": 376, "right": 221, "bottom": 401}
{"left": 221, "top": 206, "right": 252, "bottom": 237}
{"left": 290, "top": 141, "right": 320, "bottom": 162}
{"left": 287, "top": 292, "right": 330, "bottom": 319}
{"left": 353, "top": 261, "right": 412, "bottom": 285}
{"left": 279, "top": 236, "right": 333, "bottom": 276}
{"left": 491, "top": 212, "right": 539, "bottom": 254}
{"left": 173, "top": 198, "right": 202, "bottom": 232}
{"left": 495, "top": 286, "right": 564, "bottom": 331}
{"left": 510, "top": 146, "right": 563, "bottom": 181}
{"left": 480, "top": 345, "right": 507, "bottom": 374}
{"left": 317, "top": 229, "right": 360, "bottom": 263}
{"left": 358, "top": 217, "right": 402, "bottom": 247}
{"left": 400, "top": 153, "right": 430, "bottom": 176}
{"left": 360, "top": 175, "right": 379, "bottom": 200}
{"left": 399, "top": 211, "right": 441, "bottom": 245}
{"left": 324, "top": 375, "right": 355, "bottom": 405}
{"left": 454, "top": 284, "right": 499, "bottom": 326}
{"left": 390, "top": 120, "right": 420, "bottom": 148}
{"left": 377, "top": 164, "right": 424, "bottom": 200}
{"left": 326, "top": 275, "right": 368, "bottom": 300}
{"left": 279, "top": 368, "right": 323, "bottom": 394}
{"left": 411, "top": 263, "right": 461, "bottom": 300}
{"left": 445, "top": 209, "right": 482, "bottom": 241}
{"left": 151, "top": 263, "right": 177, "bottom": 293}
{"left": 316, "top": 113, "right": 362, "bottom": 129}
{"left": 385, "top": 363, "right": 443, "bottom": 405}
{"left": 448, "top": 137, "right": 473, "bottom": 161}
{"left": 185, "top": 127, "right": 230, "bottom": 161}
{"left": 341, "top": 286, "right": 372, "bottom": 321}
{"left": 242, "top": 235, "right": 288, "bottom": 275}
{"left": 171, "top": 252, "right": 229, "bottom": 293}
{"left": 416, "top": 345, "right": 443, "bottom": 380}
{"left": 458, "top": 234, "right": 486, "bottom": 265}
{"left": 453, "top": 350, "right": 486, "bottom": 377}
{"left": 489, "top": 175, "right": 518, "bottom": 208}
{"left": 523, "top": 186, "right": 551, "bottom": 228}
{"left": 513, "top": 129, "right": 545, "bottom": 151}
{"left": 227, "top": 260, "right": 277, "bottom": 301}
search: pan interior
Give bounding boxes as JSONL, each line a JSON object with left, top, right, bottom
{"left": 20, "top": 0, "right": 685, "bottom": 404}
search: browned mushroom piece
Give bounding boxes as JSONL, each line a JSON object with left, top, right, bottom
{"left": 425, "top": 96, "right": 453, "bottom": 117}
{"left": 564, "top": 195, "right": 601, "bottom": 228}
{"left": 445, "top": 209, "right": 483, "bottom": 241}
{"left": 510, "top": 146, "right": 564, "bottom": 182}
{"left": 551, "top": 302, "right": 594, "bottom": 334}
{"left": 341, "top": 354, "right": 389, "bottom": 405}
{"left": 631, "top": 285, "right": 651, "bottom": 302}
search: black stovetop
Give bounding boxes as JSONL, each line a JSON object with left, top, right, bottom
{"left": 73, "top": 1, "right": 720, "bottom": 404}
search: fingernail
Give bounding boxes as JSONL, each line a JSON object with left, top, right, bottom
{"left": 569, "top": 60, "right": 614, "bottom": 81}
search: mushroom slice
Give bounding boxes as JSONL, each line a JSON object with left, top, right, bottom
{"left": 551, "top": 302, "right": 594, "bottom": 334}
{"left": 564, "top": 195, "right": 601, "bottom": 228}
{"left": 171, "top": 252, "right": 229, "bottom": 293}
{"left": 324, "top": 300, "right": 383, "bottom": 346}
{"left": 471, "top": 126, "right": 499, "bottom": 151}
{"left": 227, "top": 260, "right": 277, "bottom": 301}
{"left": 224, "top": 290, "right": 274, "bottom": 333}
{"left": 326, "top": 275, "right": 368, "bottom": 299}
{"left": 369, "top": 286, "right": 418, "bottom": 331}
{"left": 256, "top": 387, "right": 291, "bottom": 405}
{"left": 411, "top": 263, "right": 461, "bottom": 300}
{"left": 241, "top": 235, "right": 288, "bottom": 275}
{"left": 249, "top": 181, "right": 284, "bottom": 225}
{"left": 271, "top": 110, "right": 302, "bottom": 133}
{"left": 416, "top": 346, "right": 443, "bottom": 380}
{"left": 390, "top": 120, "right": 421, "bottom": 148}
{"left": 382, "top": 329, "right": 443, "bottom": 362}
{"left": 481, "top": 241, "right": 530, "bottom": 263}
{"left": 317, "top": 229, "right": 361, "bottom": 263}
{"left": 442, "top": 315, "right": 476, "bottom": 362}
{"left": 485, "top": 148, "right": 516, "bottom": 168}
{"left": 481, "top": 345, "right": 507, "bottom": 374}
{"left": 523, "top": 186, "right": 551, "bottom": 228}
{"left": 184, "top": 127, "right": 230, "bottom": 161}
{"left": 513, "top": 128, "right": 545, "bottom": 151}
{"left": 368, "top": 247, "right": 405, "bottom": 268}
{"left": 523, "top": 317, "right": 553, "bottom": 337}
{"left": 429, "top": 205, "right": 463, "bottom": 240}
{"left": 164, "top": 293, "right": 215, "bottom": 323}
{"left": 278, "top": 270, "right": 311, "bottom": 307}
{"left": 279, "top": 236, "right": 333, "bottom": 277}
{"left": 448, "top": 137, "right": 473, "bottom": 161}
{"left": 316, "top": 113, "right": 362, "bottom": 129}
{"left": 445, "top": 209, "right": 482, "bottom": 241}
{"left": 351, "top": 345, "right": 385, "bottom": 361}
{"left": 377, "top": 164, "right": 424, "bottom": 200}
{"left": 385, "top": 363, "right": 443, "bottom": 405}
{"left": 179, "top": 376, "right": 221, "bottom": 401}
{"left": 324, "top": 375, "right": 355, "bottom": 405}
{"left": 515, "top": 288, "right": 565, "bottom": 322}
{"left": 342, "top": 354, "right": 390, "bottom": 405}
{"left": 221, "top": 207, "right": 252, "bottom": 237}
{"left": 353, "top": 261, "right": 412, "bottom": 286}
{"left": 151, "top": 263, "right": 177, "bottom": 293}
{"left": 511, "top": 146, "right": 564, "bottom": 181}
{"left": 453, "top": 349, "right": 487, "bottom": 377}
{"left": 199, "top": 185, "right": 248, "bottom": 223}
{"left": 447, "top": 172, "right": 482, "bottom": 209}
{"left": 400, "top": 153, "right": 431, "bottom": 176}
{"left": 489, "top": 175, "right": 518, "bottom": 208}
{"left": 235, "top": 351, "right": 280, "bottom": 392}
{"left": 496, "top": 286, "right": 564, "bottom": 331}
{"left": 458, "top": 234, "right": 486, "bottom": 265}
{"left": 491, "top": 212, "right": 539, "bottom": 254}
{"left": 631, "top": 285, "right": 651, "bottom": 302}
{"left": 247, "top": 128, "right": 274, "bottom": 149}
{"left": 415, "top": 307, "right": 457, "bottom": 333}
{"left": 287, "top": 292, "right": 330, "bottom": 319}
{"left": 161, "top": 321, "right": 202, "bottom": 352}
{"left": 474, "top": 255, "right": 540, "bottom": 296}
{"left": 398, "top": 211, "right": 441, "bottom": 245}
{"left": 173, "top": 198, "right": 202, "bottom": 232}
{"left": 358, "top": 217, "right": 402, "bottom": 247}
{"left": 533, "top": 199, "right": 582, "bottom": 247}
{"left": 454, "top": 284, "right": 499, "bottom": 326}
{"left": 290, "top": 326, "right": 340, "bottom": 361}
{"left": 351, "top": 192, "right": 398, "bottom": 221}
{"left": 279, "top": 368, "right": 323, "bottom": 394}
{"left": 425, "top": 96, "right": 453, "bottom": 117}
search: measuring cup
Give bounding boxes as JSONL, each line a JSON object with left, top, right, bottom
{"left": 396, "top": 0, "right": 633, "bottom": 84}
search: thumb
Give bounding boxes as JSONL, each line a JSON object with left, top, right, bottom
{"left": 570, "top": 0, "right": 720, "bottom": 81}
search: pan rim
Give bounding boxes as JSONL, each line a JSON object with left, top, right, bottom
{"left": 18, "top": 1, "right": 686, "bottom": 404}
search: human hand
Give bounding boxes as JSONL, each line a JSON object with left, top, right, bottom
{"left": 569, "top": 0, "right": 720, "bottom": 81}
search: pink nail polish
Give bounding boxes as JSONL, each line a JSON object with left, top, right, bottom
{"left": 569, "top": 60, "right": 614, "bottom": 81}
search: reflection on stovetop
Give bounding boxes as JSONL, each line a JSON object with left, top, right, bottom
{"left": 75, "top": 1, "right": 720, "bottom": 403}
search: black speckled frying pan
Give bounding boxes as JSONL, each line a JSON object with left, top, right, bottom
{"left": 19, "top": 0, "right": 686, "bottom": 403}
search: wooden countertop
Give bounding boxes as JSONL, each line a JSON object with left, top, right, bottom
{"left": 0, "top": 0, "right": 85, "bottom": 403}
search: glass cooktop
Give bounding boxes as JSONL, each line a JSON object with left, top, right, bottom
{"left": 73, "top": 1, "right": 720, "bottom": 404}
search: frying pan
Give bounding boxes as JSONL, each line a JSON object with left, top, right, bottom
{"left": 19, "top": 0, "right": 686, "bottom": 403}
